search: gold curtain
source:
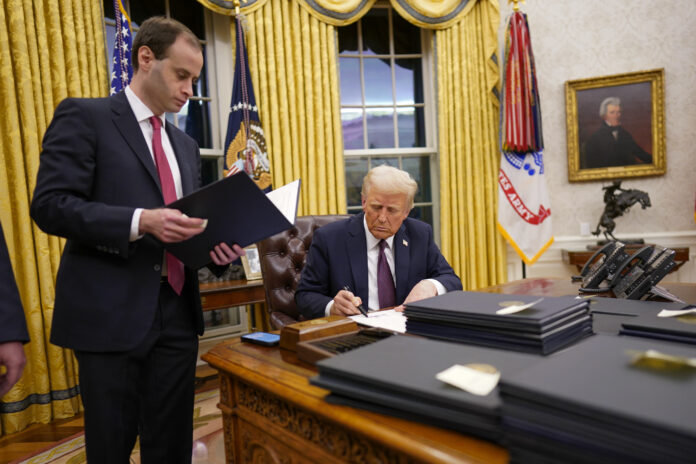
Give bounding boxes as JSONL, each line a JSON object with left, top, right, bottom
{"left": 0, "top": 0, "right": 107, "bottom": 435}
{"left": 436, "top": 0, "right": 505, "bottom": 289}
{"left": 242, "top": 0, "right": 346, "bottom": 215}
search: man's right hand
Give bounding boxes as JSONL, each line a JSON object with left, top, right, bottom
{"left": 330, "top": 289, "right": 363, "bottom": 316}
{"left": 139, "top": 208, "right": 207, "bottom": 243}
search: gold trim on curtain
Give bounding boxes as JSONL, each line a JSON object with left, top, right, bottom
{"left": 243, "top": 0, "right": 346, "bottom": 214}
{"left": 390, "top": 0, "right": 476, "bottom": 29}
{"left": 196, "top": 0, "right": 268, "bottom": 16}
{"left": 436, "top": 0, "right": 506, "bottom": 289}
{"left": 0, "top": 0, "right": 107, "bottom": 436}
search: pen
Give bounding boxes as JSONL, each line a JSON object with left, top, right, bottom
{"left": 343, "top": 285, "right": 369, "bottom": 317}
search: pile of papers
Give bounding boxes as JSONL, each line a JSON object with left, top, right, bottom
{"left": 404, "top": 291, "right": 592, "bottom": 355}
{"left": 620, "top": 305, "right": 696, "bottom": 345}
{"left": 311, "top": 335, "right": 540, "bottom": 442}
{"left": 499, "top": 335, "right": 696, "bottom": 463}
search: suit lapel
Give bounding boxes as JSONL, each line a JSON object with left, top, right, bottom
{"left": 393, "top": 223, "right": 410, "bottom": 304}
{"left": 166, "top": 123, "right": 195, "bottom": 195}
{"left": 110, "top": 93, "right": 161, "bottom": 192}
{"left": 347, "top": 214, "right": 369, "bottom": 308}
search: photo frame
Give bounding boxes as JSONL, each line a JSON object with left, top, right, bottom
{"left": 241, "top": 245, "right": 262, "bottom": 280}
{"left": 565, "top": 69, "right": 665, "bottom": 182}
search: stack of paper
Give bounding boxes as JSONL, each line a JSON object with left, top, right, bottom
{"left": 404, "top": 291, "right": 592, "bottom": 355}
{"left": 499, "top": 335, "right": 696, "bottom": 463}
{"left": 311, "top": 335, "right": 540, "bottom": 442}
{"left": 588, "top": 297, "right": 686, "bottom": 335}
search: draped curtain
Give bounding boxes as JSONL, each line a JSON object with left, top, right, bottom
{"left": 199, "top": 0, "right": 505, "bottom": 288}
{"left": 0, "top": 0, "right": 106, "bottom": 435}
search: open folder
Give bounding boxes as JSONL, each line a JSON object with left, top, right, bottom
{"left": 163, "top": 173, "right": 301, "bottom": 269}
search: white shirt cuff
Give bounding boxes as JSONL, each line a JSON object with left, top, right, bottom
{"left": 427, "top": 278, "right": 447, "bottom": 295}
{"left": 324, "top": 300, "right": 334, "bottom": 317}
{"left": 130, "top": 208, "right": 144, "bottom": 242}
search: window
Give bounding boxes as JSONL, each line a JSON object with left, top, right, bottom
{"left": 103, "top": 0, "right": 222, "bottom": 186}
{"left": 338, "top": 6, "right": 438, "bottom": 232}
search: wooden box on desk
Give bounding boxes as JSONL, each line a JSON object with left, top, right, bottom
{"left": 279, "top": 316, "right": 357, "bottom": 351}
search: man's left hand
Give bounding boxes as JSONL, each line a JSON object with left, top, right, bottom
{"left": 394, "top": 279, "right": 437, "bottom": 312}
{"left": 210, "top": 242, "right": 245, "bottom": 266}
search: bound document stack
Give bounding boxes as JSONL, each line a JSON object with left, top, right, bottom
{"left": 404, "top": 291, "right": 592, "bottom": 355}
{"left": 499, "top": 335, "right": 696, "bottom": 464}
{"left": 620, "top": 305, "right": 696, "bottom": 345}
{"left": 311, "top": 335, "right": 540, "bottom": 442}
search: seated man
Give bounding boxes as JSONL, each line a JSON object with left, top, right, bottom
{"left": 295, "top": 165, "right": 462, "bottom": 319}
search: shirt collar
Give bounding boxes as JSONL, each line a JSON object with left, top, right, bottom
{"left": 125, "top": 86, "right": 164, "bottom": 126}
{"left": 363, "top": 215, "right": 394, "bottom": 250}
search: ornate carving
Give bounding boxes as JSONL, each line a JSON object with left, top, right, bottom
{"left": 241, "top": 426, "right": 291, "bottom": 464}
{"left": 236, "top": 381, "right": 412, "bottom": 464}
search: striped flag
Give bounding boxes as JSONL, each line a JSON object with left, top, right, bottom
{"left": 497, "top": 11, "right": 553, "bottom": 265}
{"left": 223, "top": 17, "right": 271, "bottom": 191}
{"left": 110, "top": 0, "right": 133, "bottom": 95}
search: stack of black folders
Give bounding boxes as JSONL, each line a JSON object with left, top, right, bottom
{"left": 588, "top": 297, "right": 696, "bottom": 344}
{"left": 403, "top": 291, "right": 592, "bottom": 355}
{"left": 499, "top": 335, "right": 696, "bottom": 464}
{"left": 310, "top": 335, "right": 540, "bottom": 442}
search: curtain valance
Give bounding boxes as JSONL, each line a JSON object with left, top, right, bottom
{"left": 197, "top": 0, "right": 477, "bottom": 29}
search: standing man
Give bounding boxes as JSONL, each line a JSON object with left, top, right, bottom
{"left": 295, "top": 165, "right": 462, "bottom": 319}
{"left": 0, "top": 221, "right": 29, "bottom": 397}
{"left": 31, "top": 17, "right": 243, "bottom": 462}
{"left": 582, "top": 96, "right": 652, "bottom": 169}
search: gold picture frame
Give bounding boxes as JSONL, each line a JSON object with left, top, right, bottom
{"left": 565, "top": 69, "right": 665, "bottom": 182}
{"left": 241, "top": 245, "right": 262, "bottom": 280}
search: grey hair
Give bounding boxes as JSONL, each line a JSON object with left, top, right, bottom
{"left": 361, "top": 164, "right": 417, "bottom": 210}
{"left": 599, "top": 97, "right": 621, "bottom": 117}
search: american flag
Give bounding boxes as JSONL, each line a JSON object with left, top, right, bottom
{"left": 110, "top": 0, "right": 133, "bottom": 95}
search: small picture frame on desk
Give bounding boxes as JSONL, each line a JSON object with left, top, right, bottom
{"left": 241, "top": 245, "right": 262, "bottom": 280}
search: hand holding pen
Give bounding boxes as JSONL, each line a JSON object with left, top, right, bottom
{"left": 334, "top": 285, "right": 367, "bottom": 317}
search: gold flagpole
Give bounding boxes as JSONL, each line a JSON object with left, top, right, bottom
{"left": 509, "top": 0, "right": 526, "bottom": 12}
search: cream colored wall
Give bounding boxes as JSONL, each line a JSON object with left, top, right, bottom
{"left": 497, "top": 0, "right": 696, "bottom": 281}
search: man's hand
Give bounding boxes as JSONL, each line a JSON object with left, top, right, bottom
{"left": 393, "top": 279, "right": 437, "bottom": 312}
{"left": 0, "top": 342, "right": 26, "bottom": 397}
{"left": 139, "top": 208, "right": 207, "bottom": 243}
{"left": 331, "top": 289, "right": 363, "bottom": 316}
{"left": 210, "top": 242, "right": 245, "bottom": 266}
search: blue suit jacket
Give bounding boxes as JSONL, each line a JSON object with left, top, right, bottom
{"left": 0, "top": 222, "right": 29, "bottom": 344}
{"left": 295, "top": 213, "right": 462, "bottom": 319}
{"left": 31, "top": 92, "right": 211, "bottom": 352}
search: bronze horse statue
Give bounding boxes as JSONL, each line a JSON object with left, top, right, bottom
{"left": 593, "top": 181, "right": 651, "bottom": 241}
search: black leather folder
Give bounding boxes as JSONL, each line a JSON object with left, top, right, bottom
{"left": 500, "top": 335, "right": 696, "bottom": 462}
{"left": 312, "top": 335, "right": 541, "bottom": 440}
{"left": 588, "top": 297, "right": 687, "bottom": 316}
{"left": 162, "top": 174, "right": 300, "bottom": 269}
{"left": 620, "top": 311, "right": 696, "bottom": 344}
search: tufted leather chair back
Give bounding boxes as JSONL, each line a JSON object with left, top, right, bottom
{"left": 257, "top": 214, "right": 350, "bottom": 329}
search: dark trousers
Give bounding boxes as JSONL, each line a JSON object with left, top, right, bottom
{"left": 75, "top": 283, "right": 199, "bottom": 463}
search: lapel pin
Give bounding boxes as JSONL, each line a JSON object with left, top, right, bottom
{"left": 403, "top": 239, "right": 408, "bottom": 247}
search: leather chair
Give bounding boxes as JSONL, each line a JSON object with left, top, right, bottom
{"left": 257, "top": 214, "right": 349, "bottom": 329}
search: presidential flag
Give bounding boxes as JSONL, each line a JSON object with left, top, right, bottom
{"left": 223, "top": 17, "right": 271, "bottom": 191}
{"left": 497, "top": 11, "right": 553, "bottom": 265}
{"left": 110, "top": 0, "right": 133, "bottom": 95}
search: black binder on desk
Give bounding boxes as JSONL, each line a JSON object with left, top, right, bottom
{"left": 311, "top": 335, "right": 541, "bottom": 441}
{"left": 163, "top": 174, "right": 300, "bottom": 269}
{"left": 499, "top": 335, "right": 696, "bottom": 463}
{"left": 620, "top": 311, "right": 696, "bottom": 345}
{"left": 588, "top": 297, "right": 686, "bottom": 316}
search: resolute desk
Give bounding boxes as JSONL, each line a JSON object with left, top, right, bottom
{"left": 201, "top": 278, "right": 696, "bottom": 464}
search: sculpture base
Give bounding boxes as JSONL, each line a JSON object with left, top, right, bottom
{"left": 595, "top": 238, "right": 645, "bottom": 247}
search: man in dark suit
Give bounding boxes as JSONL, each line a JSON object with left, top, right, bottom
{"left": 0, "top": 221, "right": 29, "bottom": 397}
{"left": 31, "top": 17, "right": 243, "bottom": 463}
{"left": 582, "top": 96, "right": 652, "bottom": 169}
{"left": 296, "top": 165, "right": 462, "bottom": 319}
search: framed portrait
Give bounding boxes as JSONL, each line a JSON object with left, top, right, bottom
{"left": 241, "top": 245, "right": 262, "bottom": 280}
{"left": 565, "top": 69, "right": 665, "bottom": 182}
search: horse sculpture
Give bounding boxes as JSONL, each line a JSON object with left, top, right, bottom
{"left": 593, "top": 181, "right": 651, "bottom": 241}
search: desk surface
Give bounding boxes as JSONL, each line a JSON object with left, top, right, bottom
{"left": 202, "top": 278, "right": 696, "bottom": 463}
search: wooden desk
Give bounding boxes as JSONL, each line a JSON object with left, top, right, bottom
{"left": 199, "top": 279, "right": 265, "bottom": 312}
{"left": 562, "top": 245, "right": 689, "bottom": 273}
{"left": 202, "top": 279, "right": 696, "bottom": 464}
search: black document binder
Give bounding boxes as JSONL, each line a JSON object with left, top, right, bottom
{"left": 163, "top": 174, "right": 300, "bottom": 269}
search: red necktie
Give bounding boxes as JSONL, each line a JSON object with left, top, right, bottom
{"left": 377, "top": 240, "right": 396, "bottom": 308}
{"left": 150, "top": 116, "right": 185, "bottom": 295}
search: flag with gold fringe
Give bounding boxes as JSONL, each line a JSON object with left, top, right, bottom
{"left": 223, "top": 16, "right": 271, "bottom": 192}
{"left": 497, "top": 10, "right": 553, "bottom": 265}
{"left": 110, "top": 0, "right": 133, "bottom": 95}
